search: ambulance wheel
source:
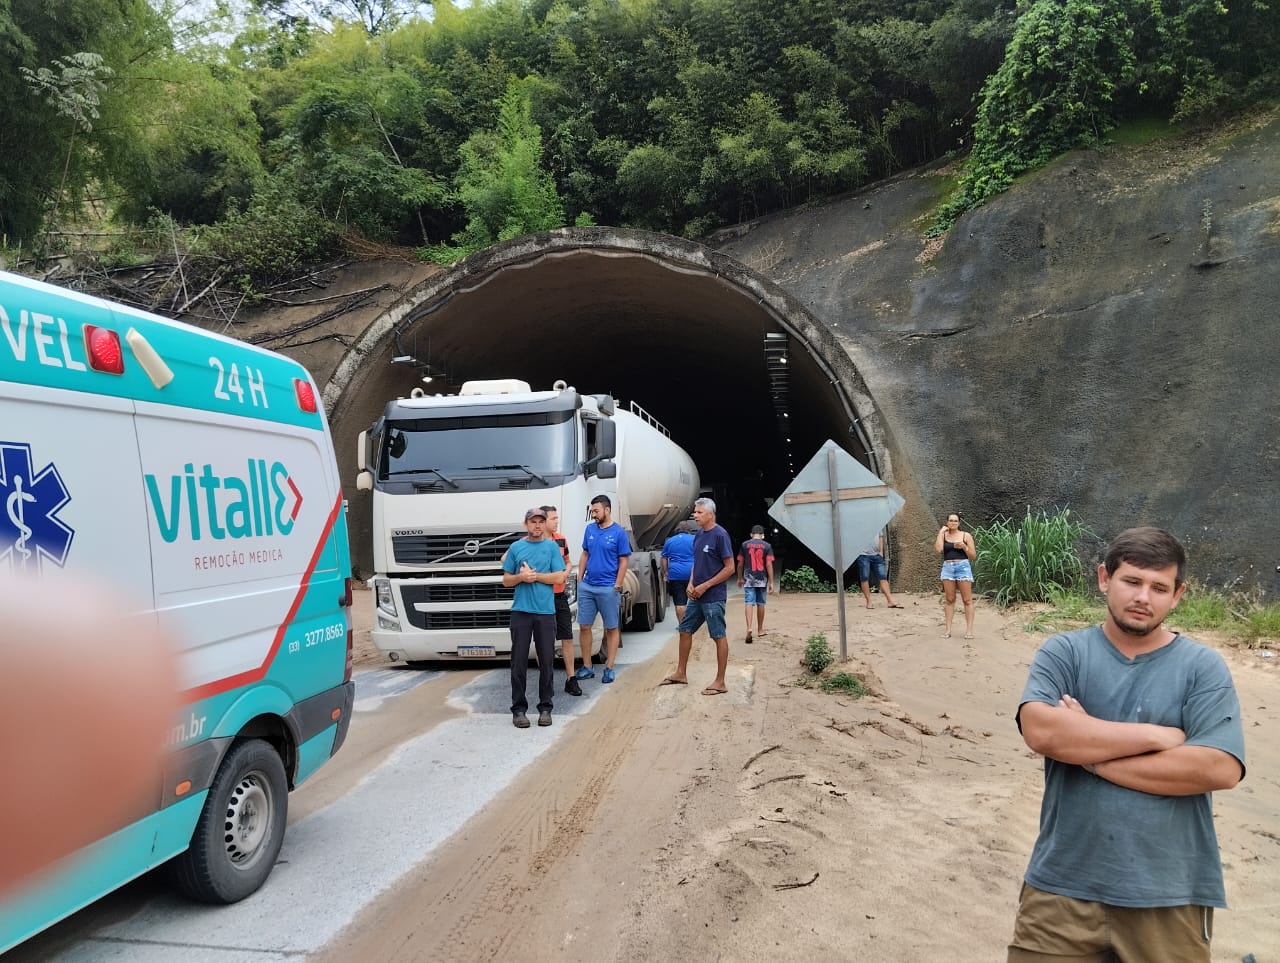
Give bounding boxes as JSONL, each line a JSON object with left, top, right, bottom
{"left": 170, "top": 739, "right": 288, "bottom": 904}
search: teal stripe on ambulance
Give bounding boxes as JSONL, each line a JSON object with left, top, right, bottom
{"left": 0, "top": 272, "right": 321, "bottom": 430}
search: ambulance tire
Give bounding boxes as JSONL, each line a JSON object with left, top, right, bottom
{"left": 170, "top": 739, "right": 289, "bottom": 904}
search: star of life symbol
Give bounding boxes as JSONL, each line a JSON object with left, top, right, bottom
{"left": 0, "top": 442, "right": 74, "bottom": 575}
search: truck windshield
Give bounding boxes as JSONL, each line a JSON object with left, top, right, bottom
{"left": 379, "top": 410, "right": 576, "bottom": 482}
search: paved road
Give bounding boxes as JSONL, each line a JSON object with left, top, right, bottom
{"left": 7, "top": 615, "right": 679, "bottom": 961}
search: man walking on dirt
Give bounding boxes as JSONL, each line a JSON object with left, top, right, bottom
{"left": 501, "top": 508, "right": 566, "bottom": 728}
{"left": 1008, "top": 527, "right": 1245, "bottom": 962}
{"left": 576, "top": 494, "right": 631, "bottom": 685}
{"left": 542, "top": 506, "right": 582, "bottom": 697}
{"left": 736, "top": 524, "right": 777, "bottom": 642}
{"left": 661, "top": 497, "right": 735, "bottom": 695}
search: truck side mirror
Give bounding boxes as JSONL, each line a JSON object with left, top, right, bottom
{"left": 599, "top": 419, "right": 617, "bottom": 459}
{"left": 596, "top": 459, "right": 617, "bottom": 479}
{"left": 356, "top": 430, "right": 369, "bottom": 471}
{"left": 356, "top": 470, "right": 374, "bottom": 491}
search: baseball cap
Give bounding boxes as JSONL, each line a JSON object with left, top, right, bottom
{"left": 525, "top": 507, "right": 547, "bottom": 521}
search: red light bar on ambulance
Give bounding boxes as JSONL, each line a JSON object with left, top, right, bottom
{"left": 294, "top": 378, "right": 317, "bottom": 413}
{"left": 84, "top": 325, "right": 125, "bottom": 375}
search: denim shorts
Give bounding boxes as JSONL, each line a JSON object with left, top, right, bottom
{"left": 940, "top": 559, "right": 974, "bottom": 582}
{"left": 743, "top": 585, "right": 768, "bottom": 606}
{"left": 854, "top": 553, "right": 887, "bottom": 583}
{"left": 577, "top": 582, "right": 622, "bottom": 629}
{"left": 678, "top": 598, "right": 727, "bottom": 638}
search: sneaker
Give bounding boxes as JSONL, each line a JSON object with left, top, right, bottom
{"left": 602, "top": 667, "right": 616, "bottom": 684}
{"left": 565, "top": 676, "right": 583, "bottom": 697}
{"left": 574, "top": 666, "right": 596, "bottom": 680}
{"left": 513, "top": 713, "right": 531, "bottom": 729}
{"left": 538, "top": 710, "right": 553, "bottom": 727}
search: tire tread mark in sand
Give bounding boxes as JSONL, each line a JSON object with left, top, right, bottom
{"left": 422, "top": 720, "right": 643, "bottom": 962}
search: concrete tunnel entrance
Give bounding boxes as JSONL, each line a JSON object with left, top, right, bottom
{"left": 327, "top": 227, "right": 919, "bottom": 583}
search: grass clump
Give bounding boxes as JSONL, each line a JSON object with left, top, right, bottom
{"left": 803, "top": 632, "right": 834, "bottom": 674}
{"left": 782, "top": 565, "right": 835, "bottom": 593}
{"left": 975, "top": 508, "right": 1090, "bottom": 608}
{"left": 1024, "top": 582, "right": 1280, "bottom": 650}
{"left": 821, "top": 671, "right": 869, "bottom": 698}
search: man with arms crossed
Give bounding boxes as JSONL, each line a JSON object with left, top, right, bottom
{"left": 661, "top": 498, "right": 736, "bottom": 695}
{"left": 501, "top": 508, "right": 566, "bottom": 728}
{"left": 541, "top": 505, "right": 583, "bottom": 697}
{"left": 1009, "top": 527, "right": 1245, "bottom": 962}
{"left": 576, "top": 494, "right": 631, "bottom": 685}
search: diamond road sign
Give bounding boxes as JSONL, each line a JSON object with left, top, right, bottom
{"left": 768, "top": 440, "right": 903, "bottom": 572}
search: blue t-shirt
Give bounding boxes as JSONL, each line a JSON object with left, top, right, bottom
{"left": 661, "top": 532, "right": 695, "bottom": 582}
{"left": 690, "top": 524, "right": 734, "bottom": 603}
{"left": 1018, "top": 625, "right": 1246, "bottom": 908}
{"left": 581, "top": 521, "right": 632, "bottom": 586}
{"left": 502, "top": 537, "right": 565, "bottom": 615}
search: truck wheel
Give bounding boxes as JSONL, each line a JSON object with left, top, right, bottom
{"left": 628, "top": 599, "right": 656, "bottom": 632}
{"left": 169, "top": 739, "right": 289, "bottom": 904}
{"left": 653, "top": 574, "right": 667, "bottom": 623}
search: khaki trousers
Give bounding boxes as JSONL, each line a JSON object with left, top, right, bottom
{"left": 1008, "top": 882, "right": 1212, "bottom": 963}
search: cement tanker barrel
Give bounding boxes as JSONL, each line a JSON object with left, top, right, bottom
{"left": 611, "top": 407, "right": 699, "bottom": 548}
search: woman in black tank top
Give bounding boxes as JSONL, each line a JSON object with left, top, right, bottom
{"left": 934, "top": 513, "right": 976, "bottom": 639}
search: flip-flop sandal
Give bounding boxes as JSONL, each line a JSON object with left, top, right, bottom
{"left": 888, "top": 604, "right": 905, "bottom": 609}
{"left": 659, "top": 677, "right": 688, "bottom": 686}
{"left": 701, "top": 686, "right": 728, "bottom": 696}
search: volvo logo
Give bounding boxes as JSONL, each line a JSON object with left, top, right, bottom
{"left": 463, "top": 539, "right": 481, "bottom": 556}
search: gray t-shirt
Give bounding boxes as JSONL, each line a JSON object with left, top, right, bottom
{"left": 1018, "top": 625, "right": 1245, "bottom": 908}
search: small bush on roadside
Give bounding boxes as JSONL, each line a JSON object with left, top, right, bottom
{"left": 195, "top": 181, "right": 338, "bottom": 293}
{"left": 803, "top": 632, "right": 834, "bottom": 674}
{"left": 975, "top": 508, "right": 1090, "bottom": 608}
{"left": 821, "top": 671, "right": 868, "bottom": 698}
{"left": 782, "top": 565, "right": 835, "bottom": 593}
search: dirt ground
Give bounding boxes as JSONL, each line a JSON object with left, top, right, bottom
{"left": 337, "top": 589, "right": 1279, "bottom": 962}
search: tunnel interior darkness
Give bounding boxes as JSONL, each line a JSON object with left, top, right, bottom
{"left": 345, "top": 246, "right": 868, "bottom": 572}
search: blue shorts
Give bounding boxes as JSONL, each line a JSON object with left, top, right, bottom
{"left": 940, "top": 559, "right": 974, "bottom": 582}
{"left": 577, "top": 583, "right": 622, "bottom": 629}
{"left": 678, "top": 598, "right": 727, "bottom": 639}
{"left": 743, "top": 585, "right": 768, "bottom": 606}
{"left": 667, "top": 580, "right": 689, "bottom": 606}
{"left": 854, "top": 553, "right": 887, "bottom": 583}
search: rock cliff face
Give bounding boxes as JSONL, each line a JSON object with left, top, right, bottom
{"left": 713, "top": 110, "right": 1280, "bottom": 591}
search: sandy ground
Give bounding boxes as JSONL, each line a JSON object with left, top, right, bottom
{"left": 338, "top": 588, "right": 1279, "bottom": 962}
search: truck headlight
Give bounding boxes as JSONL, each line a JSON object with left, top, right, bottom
{"left": 374, "top": 578, "right": 398, "bottom": 617}
{"left": 378, "top": 615, "right": 401, "bottom": 631}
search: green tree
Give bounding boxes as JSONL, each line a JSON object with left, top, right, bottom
{"left": 20, "top": 52, "right": 114, "bottom": 227}
{"left": 938, "top": 0, "right": 1137, "bottom": 227}
{"left": 448, "top": 77, "right": 566, "bottom": 252}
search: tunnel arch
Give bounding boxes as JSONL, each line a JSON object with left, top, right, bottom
{"left": 326, "top": 227, "right": 926, "bottom": 581}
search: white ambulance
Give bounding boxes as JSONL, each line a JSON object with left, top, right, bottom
{"left": 0, "top": 269, "right": 355, "bottom": 951}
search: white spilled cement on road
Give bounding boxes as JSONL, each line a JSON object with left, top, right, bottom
{"left": 47, "top": 613, "right": 679, "bottom": 962}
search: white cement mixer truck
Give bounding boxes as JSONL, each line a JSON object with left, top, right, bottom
{"left": 355, "top": 379, "right": 699, "bottom": 662}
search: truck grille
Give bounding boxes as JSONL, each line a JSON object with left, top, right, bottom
{"left": 392, "top": 531, "right": 520, "bottom": 565}
{"left": 405, "top": 609, "right": 512, "bottom": 631}
{"left": 406, "top": 583, "right": 515, "bottom": 604}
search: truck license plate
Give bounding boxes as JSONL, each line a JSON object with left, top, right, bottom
{"left": 457, "top": 645, "right": 495, "bottom": 657}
